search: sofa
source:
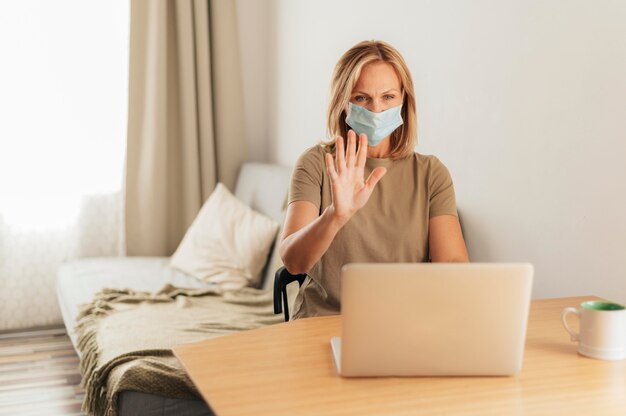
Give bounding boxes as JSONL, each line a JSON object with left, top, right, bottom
{"left": 56, "top": 162, "right": 298, "bottom": 415}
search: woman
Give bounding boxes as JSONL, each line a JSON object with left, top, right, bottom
{"left": 279, "top": 40, "right": 469, "bottom": 319}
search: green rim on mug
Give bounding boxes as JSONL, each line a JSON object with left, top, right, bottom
{"left": 581, "top": 301, "right": 625, "bottom": 311}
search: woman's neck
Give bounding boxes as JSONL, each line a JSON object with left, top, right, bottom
{"left": 367, "top": 137, "right": 391, "bottom": 159}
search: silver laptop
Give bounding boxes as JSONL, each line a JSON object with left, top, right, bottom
{"left": 331, "top": 263, "right": 534, "bottom": 377}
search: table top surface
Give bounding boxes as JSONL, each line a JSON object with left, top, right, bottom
{"left": 174, "top": 296, "right": 626, "bottom": 415}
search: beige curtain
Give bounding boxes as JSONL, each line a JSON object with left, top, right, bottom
{"left": 125, "top": 0, "right": 246, "bottom": 256}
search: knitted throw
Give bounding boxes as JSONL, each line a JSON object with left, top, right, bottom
{"left": 76, "top": 284, "right": 282, "bottom": 416}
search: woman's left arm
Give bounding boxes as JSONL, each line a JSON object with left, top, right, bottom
{"left": 429, "top": 215, "right": 469, "bottom": 262}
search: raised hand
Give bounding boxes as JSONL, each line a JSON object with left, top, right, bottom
{"left": 325, "top": 130, "right": 387, "bottom": 222}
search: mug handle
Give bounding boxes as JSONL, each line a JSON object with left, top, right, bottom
{"left": 561, "top": 307, "right": 580, "bottom": 342}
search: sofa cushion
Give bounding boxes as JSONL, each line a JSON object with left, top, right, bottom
{"left": 261, "top": 225, "right": 300, "bottom": 320}
{"left": 234, "top": 163, "right": 292, "bottom": 224}
{"left": 56, "top": 257, "right": 211, "bottom": 347}
{"left": 170, "top": 183, "right": 279, "bottom": 289}
{"left": 57, "top": 163, "right": 295, "bottom": 347}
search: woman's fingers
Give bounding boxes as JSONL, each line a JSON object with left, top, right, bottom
{"left": 335, "top": 136, "right": 345, "bottom": 174}
{"left": 325, "top": 152, "right": 338, "bottom": 181}
{"left": 345, "top": 130, "right": 357, "bottom": 167}
{"left": 330, "top": 134, "right": 385, "bottom": 216}
{"left": 356, "top": 133, "right": 368, "bottom": 169}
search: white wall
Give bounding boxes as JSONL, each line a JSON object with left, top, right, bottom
{"left": 237, "top": 0, "right": 626, "bottom": 303}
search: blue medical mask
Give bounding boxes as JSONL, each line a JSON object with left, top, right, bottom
{"left": 345, "top": 102, "right": 403, "bottom": 147}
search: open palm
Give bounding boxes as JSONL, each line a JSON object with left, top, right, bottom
{"left": 325, "top": 130, "right": 387, "bottom": 221}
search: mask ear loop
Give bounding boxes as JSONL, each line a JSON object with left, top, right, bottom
{"left": 335, "top": 101, "right": 352, "bottom": 156}
{"left": 391, "top": 94, "right": 407, "bottom": 155}
{"left": 344, "top": 101, "right": 352, "bottom": 119}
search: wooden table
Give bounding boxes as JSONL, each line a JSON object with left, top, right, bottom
{"left": 173, "top": 296, "right": 626, "bottom": 415}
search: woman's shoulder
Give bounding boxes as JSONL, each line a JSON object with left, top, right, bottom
{"left": 291, "top": 144, "right": 331, "bottom": 183}
{"left": 411, "top": 152, "right": 447, "bottom": 168}
{"left": 410, "top": 152, "right": 452, "bottom": 180}
{"left": 295, "top": 143, "right": 331, "bottom": 166}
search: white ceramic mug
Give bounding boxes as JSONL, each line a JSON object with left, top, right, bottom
{"left": 561, "top": 300, "right": 626, "bottom": 360}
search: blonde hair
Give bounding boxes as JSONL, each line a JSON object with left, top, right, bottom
{"left": 325, "top": 40, "right": 417, "bottom": 160}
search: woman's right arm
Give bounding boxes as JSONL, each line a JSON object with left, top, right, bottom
{"left": 279, "top": 201, "right": 347, "bottom": 275}
{"left": 279, "top": 132, "right": 386, "bottom": 275}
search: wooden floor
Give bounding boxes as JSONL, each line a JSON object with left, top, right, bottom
{"left": 0, "top": 326, "right": 85, "bottom": 416}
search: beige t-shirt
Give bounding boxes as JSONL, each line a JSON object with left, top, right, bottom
{"left": 288, "top": 144, "right": 458, "bottom": 319}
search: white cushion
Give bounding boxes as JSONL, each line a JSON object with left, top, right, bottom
{"left": 234, "top": 163, "right": 292, "bottom": 223}
{"left": 170, "top": 183, "right": 279, "bottom": 289}
{"left": 56, "top": 257, "right": 211, "bottom": 348}
{"left": 262, "top": 236, "right": 284, "bottom": 292}
{"left": 261, "top": 224, "right": 300, "bottom": 320}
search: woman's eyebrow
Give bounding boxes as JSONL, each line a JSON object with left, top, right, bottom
{"left": 352, "top": 89, "right": 400, "bottom": 95}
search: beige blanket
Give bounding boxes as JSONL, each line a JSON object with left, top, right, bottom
{"left": 76, "top": 284, "right": 283, "bottom": 416}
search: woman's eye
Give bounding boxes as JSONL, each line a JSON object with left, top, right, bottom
{"left": 354, "top": 96, "right": 367, "bottom": 102}
{"left": 384, "top": 95, "right": 395, "bottom": 100}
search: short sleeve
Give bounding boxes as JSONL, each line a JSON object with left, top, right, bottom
{"left": 288, "top": 145, "right": 325, "bottom": 208}
{"left": 428, "top": 156, "right": 458, "bottom": 218}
